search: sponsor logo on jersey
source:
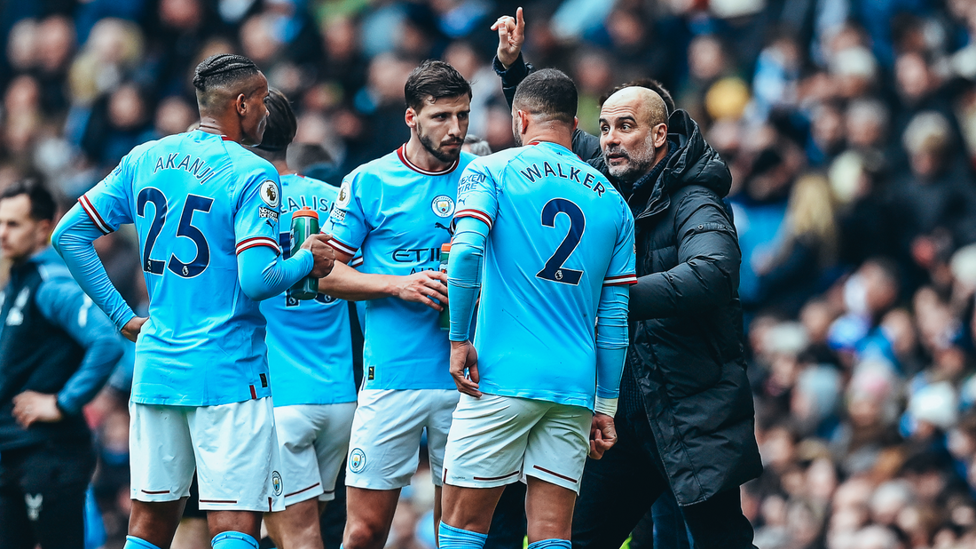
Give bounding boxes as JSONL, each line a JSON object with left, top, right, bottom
{"left": 349, "top": 448, "right": 367, "bottom": 473}
{"left": 260, "top": 180, "right": 280, "bottom": 208}
{"left": 272, "top": 471, "right": 283, "bottom": 496}
{"left": 259, "top": 206, "right": 279, "bottom": 222}
{"left": 431, "top": 195, "right": 455, "bottom": 218}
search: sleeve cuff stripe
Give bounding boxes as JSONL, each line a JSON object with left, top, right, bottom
{"left": 78, "top": 195, "right": 112, "bottom": 234}
{"left": 328, "top": 238, "right": 357, "bottom": 256}
{"left": 236, "top": 237, "right": 281, "bottom": 255}
{"left": 604, "top": 275, "right": 638, "bottom": 286}
{"left": 455, "top": 210, "right": 493, "bottom": 229}
{"left": 350, "top": 257, "right": 364, "bottom": 267}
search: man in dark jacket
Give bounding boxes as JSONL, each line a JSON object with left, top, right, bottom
{"left": 491, "top": 10, "right": 761, "bottom": 549}
{"left": 0, "top": 179, "right": 124, "bottom": 548}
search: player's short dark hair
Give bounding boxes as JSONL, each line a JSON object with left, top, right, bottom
{"left": 600, "top": 78, "right": 675, "bottom": 115}
{"left": 289, "top": 142, "right": 333, "bottom": 172}
{"left": 0, "top": 179, "right": 56, "bottom": 221}
{"left": 512, "top": 68, "right": 577, "bottom": 125}
{"left": 257, "top": 88, "right": 297, "bottom": 153}
{"left": 192, "top": 53, "right": 260, "bottom": 93}
{"left": 404, "top": 60, "right": 471, "bottom": 112}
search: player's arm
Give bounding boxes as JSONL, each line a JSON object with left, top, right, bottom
{"left": 52, "top": 205, "right": 140, "bottom": 336}
{"left": 629, "top": 190, "right": 739, "bottom": 320}
{"left": 590, "top": 284, "right": 629, "bottom": 459}
{"left": 445, "top": 215, "right": 489, "bottom": 397}
{"left": 317, "top": 255, "right": 449, "bottom": 310}
{"left": 237, "top": 233, "right": 334, "bottom": 301}
{"left": 13, "top": 279, "right": 125, "bottom": 428}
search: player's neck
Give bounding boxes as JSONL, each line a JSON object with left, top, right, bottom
{"left": 521, "top": 130, "right": 572, "bottom": 152}
{"left": 404, "top": 137, "right": 455, "bottom": 172}
{"left": 197, "top": 117, "right": 240, "bottom": 143}
{"left": 271, "top": 159, "right": 291, "bottom": 175}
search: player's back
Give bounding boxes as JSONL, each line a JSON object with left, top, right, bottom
{"left": 260, "top": 174, "right": 355, "bottom": 406}
{"left": 457, "top": 141, "right": 635, "bottom": 409}
{"left": 84, "top": 130, "right": 283, "bottom": 405}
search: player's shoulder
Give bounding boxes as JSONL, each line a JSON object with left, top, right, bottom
{"left": 284, "top": 173, "right": 339, "bottom": 199}
{"left": 347, "top": 149, "right": 402, "bottom": 180}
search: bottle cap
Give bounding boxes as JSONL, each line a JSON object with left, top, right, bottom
{"left": 441, "top": 243, "right": 451, "bottom": 252}
{"left": 292, "top": 208, "right": 319, "bottom": 219}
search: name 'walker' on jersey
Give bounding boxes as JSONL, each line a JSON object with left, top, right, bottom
{"left": 453, "top": 141, "right": 637, "bottom": 409}
{"left": 260, "top": 173, "right": 356, "bottom": 406}
{"left": 79, "top": 130, "right": 284, "bottom": 406}
{"left": 327, "top": 145, "right": 475, "bottom": 390}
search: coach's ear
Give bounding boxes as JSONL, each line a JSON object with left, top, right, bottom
{"left": 573, "top": 116, "right": 579, "bottom": 132}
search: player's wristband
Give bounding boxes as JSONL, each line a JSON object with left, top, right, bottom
{"left": 594, "top": 397, "right": 618, "bottom": 417}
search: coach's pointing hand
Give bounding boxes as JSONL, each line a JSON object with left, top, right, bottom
{"left": 492, "top": 6, "right": 525, "bottom": 69}
{"left": 304, "top": 233, "right": 336, "bottom": 278}
{"left": 588, "top": 413, "right": 617, "bottom": 459}
{"left": 450, "top": 340, "right": 482, "bottom": 398}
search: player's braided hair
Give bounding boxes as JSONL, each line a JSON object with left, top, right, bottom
{"left": 192, "top": 53, "right": 260, "bottom": 92}
{"left": 512, "top": 68, "right": 577, "bottom": 125}
{"left": 257, "top": 88, "right": 297, "bottom": 153}
{"left": 404, "top": 60, "right": 471, "bottom": 112}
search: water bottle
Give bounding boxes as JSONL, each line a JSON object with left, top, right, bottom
{"left": 290, "top": 207, "right": 319, "bottom": 300}
{"left": 438, "top": 243, "right": 451, "bottom": 330}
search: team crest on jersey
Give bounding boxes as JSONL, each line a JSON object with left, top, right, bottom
{"left": 349, "top": 448, "right": 367, "bottom": 473}
{"left": 431, "top": 195, "right": 455, "bottom": 218}
{"left": 260, "top": 180, "right": 280, "bottom": 208}
{"left": 336, "top": 180, "right": 351, "bottom": 208}
{"left": 272, "top": 471, "right": 283, "bottom": 496}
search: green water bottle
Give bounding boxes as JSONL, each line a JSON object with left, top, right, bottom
{"left": 439, "top": 243, "right": 451, "bottom": 330}
{"left": 290, "top": 207, "right": 320, "bottom": 300}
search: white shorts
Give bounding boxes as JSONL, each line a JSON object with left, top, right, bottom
{"left": 129, "top": 397, "right": 285, "bottom": 512}
{"left": 273, "top": 402, "right": 357, "bottom": 506}
{"left": 443, "top": 394, "right": 592, "bottom": 493}
{"left": 345, "top": 389, "right": 459, "bottom": 490}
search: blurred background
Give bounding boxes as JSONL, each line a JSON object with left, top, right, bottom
{"left": 5, "top": 0, "right": 976, "bottom": 548}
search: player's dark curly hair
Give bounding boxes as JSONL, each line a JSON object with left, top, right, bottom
{"left": 257, "top": 88, "right": 297, "bottom": 153}
{"left": 600, "top": 78, "right": 675, "bottom": 116}
{"left": 404, "top": 60, "right": 471, "bottom": 112}
{"left": 512, "top": 68, "right": 577, "bottom": 125}
{"left": 0, "top": 179, "right": 56, "bottom": 221}
{"left": 192, "top": 53, "right": 260, "bottom": 92}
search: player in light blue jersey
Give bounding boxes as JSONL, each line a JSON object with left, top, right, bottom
{"left": 314, "top": 60, "right": 473, "bottom": 549}
{"left": 438, "top": 70, "right": 635, "bottom": 549}
{"left": 51, "top": 55, "right": 335, "bottom": 549}
{"left": 253, "top": 89, "right": 357, "bottom": 549}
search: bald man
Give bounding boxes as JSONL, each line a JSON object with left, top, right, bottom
{"left": 565, "top": 86, "right": 761, "bottom": 549}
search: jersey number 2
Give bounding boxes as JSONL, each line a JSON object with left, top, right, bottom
{"left": 536, "top": 198, "right": 585, "bottom": 285}
{"left": 137, "top": 188, "right": 214, "bottom": 278}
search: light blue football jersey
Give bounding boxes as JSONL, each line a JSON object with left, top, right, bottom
{"left": 260, "top": 173, "right": 356, "bottom": 406}
{"left": 454, "top": 141, "right": 637, "bottom": 409}
{"left": 327, "top": 145, "right": 475, "bottom": 390}
{"left": 79, "top": 130, "right": 284, "bottom": 406}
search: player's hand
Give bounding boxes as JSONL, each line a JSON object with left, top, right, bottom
{"left": 12, "top": 392, "right": 63, "bottom": 427}
{"left": 588, "top": 413, "right": 617, "bottom": 459}
{"left": 450, "top": 340, "right": 482, "bottom": 398}
{"left": 121, "top": 316, "right": 148, "bottom": 342}
{"left": 304, "top": 233, "right": 337, "bottom": 278}
{"left": 492, "top": 7, "right": 525, "bottom": 69}
{"left": 395, "top": 270, "right": 449, "bottom": 311}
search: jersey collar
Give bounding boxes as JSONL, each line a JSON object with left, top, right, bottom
{"left": 397, "top": 145, "right": 460, "bottom": 175}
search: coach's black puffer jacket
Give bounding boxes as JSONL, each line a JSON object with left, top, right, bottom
{"left": 617, "top": 110, "right": 762, "bottom": 505}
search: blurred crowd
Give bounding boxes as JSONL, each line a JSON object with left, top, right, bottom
{"left": 6, "top": 0, "right": 976, "bottom": 548}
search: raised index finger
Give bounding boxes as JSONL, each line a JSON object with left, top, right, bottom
{"left": 515, "top": 6, "right": 525, "bottom": 33}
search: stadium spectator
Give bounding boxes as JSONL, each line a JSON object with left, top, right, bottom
{"left": 0, "top": 179, "right": 123, "bottom": 548}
